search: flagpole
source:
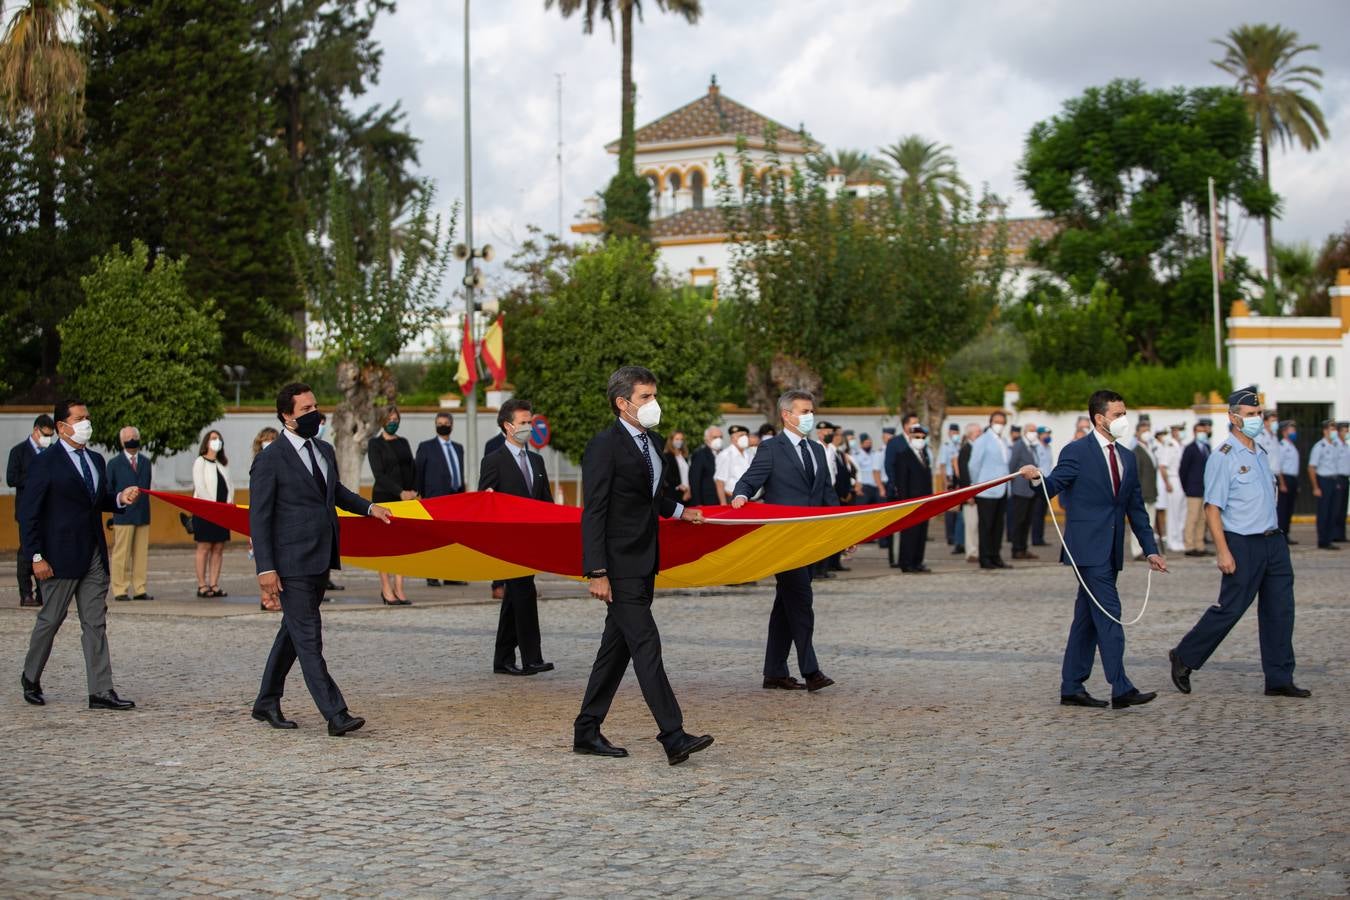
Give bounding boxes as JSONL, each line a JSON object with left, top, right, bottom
{"left": 462, "top": 0, "right": 478, "bottom": 489}
{"left": 1208, "top": 176, "right": 1222, "bottom": 370}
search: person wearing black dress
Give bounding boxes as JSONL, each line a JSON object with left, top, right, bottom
{"left": 191, "top": 430, "right": 234, "bottom": 598}
{"left": 367, "top": 406, "right": 417, "bottom": 605}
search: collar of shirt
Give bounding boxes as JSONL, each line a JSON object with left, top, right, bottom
{"left": 125, "top": 451, "right": 139, "bottom": 463}
{"left": 618, "top": 417, "right": 648, "bottom": 442}
{"left": 439, "top": 436, "right": 454, "bottom": 446}
{"left": 782, "top": 429, "right": 806, "bottom": 449}
{"left": 1091, "top": 429, "right": 1114, "bottom": 451}
{"left": 1224, "top": 433, "right": 1258, "bottom": 457}
{"left": 281, "top": 427, "right": 310, "bottom": 453}
{"left": 29, "top": 436, "right": 43, "bottom": 453}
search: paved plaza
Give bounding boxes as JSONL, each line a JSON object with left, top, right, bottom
{"left": 1, "top": 524, "right": 1347, "bottom": 896}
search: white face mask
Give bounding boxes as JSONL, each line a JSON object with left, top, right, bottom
{"left": 1107, "top": 414, "right": 1131, "bottom": 441}
{"left": 37, "top": 433, "right": 54, "bottom": 448}
{"left": 910, "top": 437, "right": 926, "bottom": 451}
{"left": 709, "top": 436, "right": 724, "bottom": 451}
{"left": 627, "top": 397, "right": 661, "bottom": 429}
{"left": 735, "top": 434, "right": 749, "bottom": 450}
{"left": 509, "top": 424, "right": 532, "bottom": 445}
{"left": 991, "top": 423, "right": 1005, "bottom": 437}
{"left": 68, "top": 419, "right": 93, "bottom": 446}
{"left": 794, "top": 412, "right": 815, "bottom": 435}
{"left": 208, "top": 438, "right": 223, "bottom": 453}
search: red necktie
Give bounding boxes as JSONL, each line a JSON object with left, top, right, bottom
{"left": 130, "top": 455, "right": 138, "bottom": 473}
{"left": 1108, "top": 443, "right": 1121, "bottom": 496}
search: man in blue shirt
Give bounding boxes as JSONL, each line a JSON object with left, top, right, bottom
{"left": 936, "top": 423, "right": 962, "bottom": 550}
{"left": 1169, "top": 388, "right": 1309, "bottom": 699}
{"left": 967, "top": 411, "right": 1012, "bottom": 568}
{"left": 1276, "top": 420, "right": 1300, "bottom": 543}
{"left": 1335, "top": 422, "right": 1349, "bottom": 543}
{"left": 1307, "top": 419, "right": 1341, "bottom": 551}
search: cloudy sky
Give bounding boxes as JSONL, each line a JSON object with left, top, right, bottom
{"left": 364, "top": 0, "right": 1349, "bottom": 272}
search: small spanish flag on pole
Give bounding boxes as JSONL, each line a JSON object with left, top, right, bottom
{"left": 481, "top": 315, "right": 506, "bottom": 388}
{"left": 455, "top": 313, "right": 477, "bottom": 394}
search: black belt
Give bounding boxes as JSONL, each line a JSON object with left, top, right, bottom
{"left": 1228, "top": 529, "right": 1282, "bottom": 538}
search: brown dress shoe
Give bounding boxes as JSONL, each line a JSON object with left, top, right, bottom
{"left": 804, "top": 672, "right": 835, "bottom": 692}
{"left": 20, "top": 595, "right": 41, "bottom": 608}
{"left": 762, "top": 676, "right": 805, "bottom": 690}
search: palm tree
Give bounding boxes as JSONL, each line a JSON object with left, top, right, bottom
{"left": 0, "top": 0, "right": 108, "bottom": 145}
{"left": 880, "top": 135, "right": 968, "bottom": 210}
{"left": 1213, "top": 23, "right": 1330, "bottom": 281}
{"left": 545, "top": 0, "right": 700, "bottom": 235}
{"left": 807, "top": 148, "right": 889, "bottom": 184}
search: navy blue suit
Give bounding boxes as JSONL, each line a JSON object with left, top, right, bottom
{"left": 733, "top": 434, "right": 838, "bottom": 679}
{"left": 414, "top": 437, "right": 466, "bottom": 498}
{"left": 106, "top": 452, "right": 153, "bottom": 526}
{"left": 1041, "top": 433, "right": 1159, "bottom": 698}
{"left": 19, "top": 443, "right": 120, "bottom": 579}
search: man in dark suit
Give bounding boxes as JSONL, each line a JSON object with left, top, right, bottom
{"left": 479, "top": 398, "right": 555, "bottom": 676}
{"left": 415, "top": 410, "right": 468, "bottom": 586}
{"left": 1007, "top": 422, "right": 1041, "bottom": 559}
{"left": 1021, "top": 389, "right": 1169, "bottom": 710}
{"left": 687, "top": 425, "right": 722, "bottom": 506}
{"left": 19, "top": 400, "right": 141, "bottom": 710}
{"left": 7, "top": 413, "right": 55, "bottom": 607}
{"left": 574, "top": 366, "right": 714, "bottom": 766}
{"left": 732, "top": 389, "right": 840, "bottom": 692}
{"left": 251, "top": 383, "right": 392, "bottom": 735}
{"left": 890, "top": 423, "right": 933, "bottom": 573}
{"left": 106, "top": 425, "right": 154, "bottom": 602}
{"left": 1178, "top": 418, "right": 1214, "bottom": 556}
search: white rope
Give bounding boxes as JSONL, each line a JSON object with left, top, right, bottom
{"left": 1038, "top": 476, "right": 1152, "bottom": 627}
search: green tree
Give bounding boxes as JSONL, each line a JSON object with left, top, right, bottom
{"left": 57, "top": 241, "right": 224, "bottom": 454}
{"left": 1213, "top": 23, "right": 1330, "bottom": 281}
{"left": 1263, "top": 241, "right": 1318, "bottom": 316}
{"left": 546, "top": 0, "right": 701, "bottom": 239}
{"left": 1019, "top": 79, "right": 1271, "bottom": 364}
{"left": 509, "top": 237, "right": 720, "bottom": 462}
{"left": 1014, "top": 277, "right": 1129, "bottom": 375}
{"left": 806, "top": 147, "right": 889, "bottom": 184}
{"left": 81, "top": 0, "right": 298, "bottom": 391}
{"left": 1309, "top": 225, "right": 1350, "bottom": 317}
{"left": 880, "top": 135, "right": 968, "bottom": 210}
{"left": 290, "top": 170, "right": 453, "bottom": 485}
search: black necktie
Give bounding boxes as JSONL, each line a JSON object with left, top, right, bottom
{"left": 799, "top": 439, "right": 814, "bottom": 482}
{"left": 304, "top": 440, "right": 328, "bottom": 496}
{"left": 637, "top": 432, "right": 655, "bottom": 494}
{"left": 75, "top": 447, "right": 96, "bottom": 500}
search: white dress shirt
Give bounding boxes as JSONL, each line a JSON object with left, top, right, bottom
{"left": 618, "top": 418, "right": 683, "bottom": 517}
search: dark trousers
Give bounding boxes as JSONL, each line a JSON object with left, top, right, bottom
{"left": 1174, "top": 532, "right": 1296, "bottom": 688}
{"left": 1060, "top": 563, "right": 1135, "bottom": 698}
{"left": 944, "top": 509, "right": 958, "bottom": 545}
{"left": 1276, "top": 474, "right": 1299, "bottom": 537}
{"left": 975, "top": 496, "right": 1007, "bottom": 566}
{"left": 255, "top": 573, "right": 347, "bottom": 720}
{"left": 494, "top": 575, "right": 543, "bottom": 668}
{"left": 1030, "top": 492, "right": 1047, "bottom": 545}
{"left": 1336, "top": 476, "right": 1349, "bottom": 541}
{"left": 764, "top": 565, "right": 819, "bottom": 679}
{"left": 1009, "top": 494, "right": 1035, "bottom": 553}
{"left": 1315, "top": 475, "right": 1338, "bottom": 546}
{"left": 574, "top": 575, "right": 684, "bottom": 750}
{"left": 16, "top": 549, "right": 40, "bottom": 601}
{"left": 895, "top": 519, "right": 928, "bottom": 569}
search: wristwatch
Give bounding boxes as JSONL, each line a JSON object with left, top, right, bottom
{"left": 31, "top": 553, "right": 43, "bottom": 563}
{"left": 586, "top": 569, "right": 607, "bottom": 579}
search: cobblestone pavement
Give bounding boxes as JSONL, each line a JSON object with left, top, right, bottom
{"left": 2, "top": 525, "right": 1347, "bottom": 896}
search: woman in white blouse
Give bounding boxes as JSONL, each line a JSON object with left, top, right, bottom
{"left": 191, "top": 429, "right": 234, "bottom": 598}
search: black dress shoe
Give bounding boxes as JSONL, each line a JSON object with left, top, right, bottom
{"left": 1111, "top": 689, "right": 1157, "bottom": 709}
{"left": 951, "top": 545, "right": 965, "bottom": 555}
{"left": 327, "top": 710, "right": 365, "bottom": 736}
{"left": 523, "top": 661, "right": 555, "bottom": 674}
{"left": 666, "top": 733, "right": 715, "bottom": 766}
{"left": 426, "top": 579, "right": 442, "bottom": 587}
{"left": 251, "top": 707, "right": 298, "bottom": 729}
{"left": 326, "top": 580, "right": 345, "bottom": 591}
{"left": 443, "top": 580, "right": 468, "bottom": 586}
{"left": 763, "top": 676, "right": 805, "bottom": 690}
{"left": 113, "top": 594, "right": 132, "bottom": 602}
{"left": 1168, "top": 649, "right": 1192, "bottom": 694}
{"left": 993, "top": 560, "right": 1013, "bottom": 569}
{"left": 133, "top": 593, "right": 154, "bottom": 601}
{"left": 493, "top": 663, "right": 529, "bottom": 676}
{"left": 1184, "top": 550, "right": 1206, "bottom": 557}
{"left": 1318, "top": 544, "right": 1340, "bottom": 550}
{"left": 1264, "top": 684, "right": 1312, "bottom": 698}
{"left": 910, "top": 564, "right": 932, "bottom": 573}
{"left": 1060, "top": 691, "right": 1108, "bottom": 708}
{"left": 573, "top": 734, "right": 628, "bottom": 757}
{"left": 1285, "top": 539, "right": 1299, "bottom": 546}
{"left": 20, "top": 594, "right": 40, "bottom": 608}
{"left": 21, "top": 674, "right": 44, "bottom": 706}
{"left": 89, "top": 689, "right": 135, "bottom": 710}
{"left": 833, "top": 565, "right": 851, "bottom": 572}
{"left": 804, "top": 671, "right": 835, "bottom": 692}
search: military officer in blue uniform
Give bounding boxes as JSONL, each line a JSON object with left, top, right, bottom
{"left": 1275, "top": 420, "right": 1300, "bottom": 543}
{"left": 1307, "top": 419, "right": 1341, "bottom": 550}
{"left": 1334, "top": 421, "right": 1349, "bottom": 543}
{"left": 1168, "top": 387, "right": 1310, "bottom": 699}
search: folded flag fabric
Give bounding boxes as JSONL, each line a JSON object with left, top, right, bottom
{"left": 147, "top": 475, "right": 1013, "bottom": 588}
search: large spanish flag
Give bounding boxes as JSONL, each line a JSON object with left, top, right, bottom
{"left": 149, "top": 475, "right": 1012, "bottom": 589}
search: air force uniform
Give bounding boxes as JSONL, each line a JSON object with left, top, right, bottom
{"left": 1171, "top": 390, "right": 1299, "bottom": 694}
{"left": 1308, "top": 424, "right": 1343, "bottom": 549}
{"left": 1276, "top": 425, "right": 1300, "bottom": 539}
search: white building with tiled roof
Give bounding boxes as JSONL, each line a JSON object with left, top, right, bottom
{"left": 572, "top": 78, "right": 1057, "bottom": 292}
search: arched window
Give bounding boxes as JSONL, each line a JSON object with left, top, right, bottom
{"left": 1309, "top": 356, "right": 1318, "bottom": 378}
{"left": 1292, "top": 356, "right": 1301, "bottom": 378}
{"left": 690, "top": 169, "right": 705, "bottom": 209}
{"left": 1274, "top": 356, "right": 1284, "bottom": 378}
{"left": 666, "top": 171, "right": 682, "bottom": 210}
{"left": 1327, "top": 356, "right": 1336, "bottom": 378}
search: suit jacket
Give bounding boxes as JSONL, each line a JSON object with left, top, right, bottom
{"left": 882, "top": 438, "right": 914, "bottom": 500}
{"left": 1041, "top": 434, "right": 1158, "bottom": 570}
{"left": 1178, "top": 441, "right": 1209, "bottom": 498}
{"left": 19, "top": 442, "right": 121, "bottom": 579}
{"left": 1008, "top": 439, "right": 1038, "bottom": 498}
{"left": 687, "top": 445, "right": 719, "bottom": 506}
{"left": 893, "top": 444, "right": 933, "bottom": 502}
{"left": 479, "top": 442, "right": 552, "bottom": 502}
{"left": 1132, "top": 442, "right": 1158, "bottom": 503}
{"left": 106, "top": 452, "right": 153, "bottom": 526}
{"left": 7, "top": 438, "right": 38, "bottom": 523}
{"left": 582, "top": 421, "right": 678, "bottom": 578}
{"left": 483, "top": 432, "right": 506, "bottom": 459}
{"left": 414, "top": 437, "right": 466, "bottom": 498}
{"left": 733, "top": 434, "right": 838, "bottom": 508}
{"left": 249, "top": 438, "right": 370, "bottom": 578}
{"left": 956, "top": 441, "right": 974, "bottom": 489}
